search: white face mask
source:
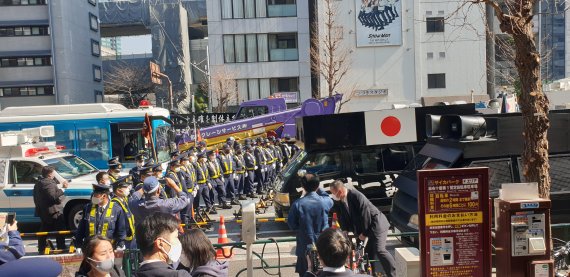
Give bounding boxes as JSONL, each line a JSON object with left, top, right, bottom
{"left": 137, "top": 162, "right": 144, "bottom": 167}
{"left": 92, "top": 196, "right": 102, "bottom": 205}
{"left": 121, "top": 188, "right": 130, "bottom": 197}
{"left": 174, "top": 167, "right": 181, "bottom": 173}
{"left": 88, "top": 257, "right": 114, "bottom": 273}
{"left": 159, "top": 238, "right": 182, "bottom": 264}
{"left": 104, "top": 180, "right": 111, "bottom": 186}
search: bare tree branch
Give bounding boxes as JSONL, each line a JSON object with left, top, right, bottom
{"left": 104, "top": 61, "right": 155, "bottom": 108}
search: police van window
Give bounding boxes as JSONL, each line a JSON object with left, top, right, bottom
{"left": 53, "top": 129, "right": 75, "bottom": 154}
{"left": 353, "top": 148, "right": 384, "bottom": 174}
{"left": 302, "top": 152, "right": 342, "bottom": 175}
{"left": 469, "top": 159, "right": 512, "bottom": 192}
{"left": 77, "top": 127, "right": 110, "bottom": 164}
{"left": 122, "top": 134, "right": 140, "bottom": 161}
{"left": 9, "top": 161, "right": 43, "bottom": 184}
{"left": 236, "top": 106, "right": 269, "bottom": 120}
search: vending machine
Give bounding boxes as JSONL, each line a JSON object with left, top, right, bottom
{"left": 495, "top": 198, "right": 553, "bottom": 277}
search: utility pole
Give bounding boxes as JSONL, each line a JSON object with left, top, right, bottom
{"left": 486, "top": 4, "right": 496, "bottom": 99}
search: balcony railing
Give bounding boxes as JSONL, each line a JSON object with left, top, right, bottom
{"left": 267, "top": 4, "right": 296, "bottom": 17}
{"left": 269, "top": 48, "right": 298, "bottom": 61}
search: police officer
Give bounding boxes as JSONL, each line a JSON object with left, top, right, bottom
{"left": 284, "top": 135, "right": 300, "bottom": 156}
{"left": 164, "top": 160, "right": 193, "bottom": 226}
{"left": 75, "top": 183, "right": 127, "bottom": 250}
{"left": 107, "top": 159, "right": 123, "bottom": 183}
{"left": 280, "top": 137, "right": 292, "bottom": 165}
{"left": 129, "top": 176, "right": 190, "bottom": 225}
{"left": 111, "top": 176, "right": 137, "bottom": 249}
{"left": 233, "top": 145, "right": 247, "bottom": 200}
{"left": 129, "top": 154, "right": 146, "bottom": 185}
{"left": 170, "top": 150, "right": 180, "bottom": 161}
{"left": 196, "top": 141, "right": 207, "bottom": 156}
{"left": 207, "top": 150, "right": 231, "bottom": 209}
{"left": 254, "top": 138, "right": 267, "bottom": 195}
{"left": 180, "top": 152, "right": 198, "bottom": 199}
{"left": 219, "top": 144, "right": 238, "bottom": 205}
{"left": 244, "top": 145, "right": 257, "bottom": 198}
{"left": 150, "top": 163, "right": 169, "bottom": 200}
{"left": 272, "top": 138, "right": 284, "bottom": 174}
{"left": 195, "top": 152, "right": 215, "bottom": 214}
{"left": 263, "top": 139, "right": 276, "bottom": 187}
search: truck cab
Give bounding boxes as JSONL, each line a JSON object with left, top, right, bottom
{"left": 0, "top": 126, "right": 98, "bottom": 229}
{"left": 390, "top": 111, "right": 570, "bottom": 245}
{"left": 234, "top": 98, "right": 287, "bottom": 120}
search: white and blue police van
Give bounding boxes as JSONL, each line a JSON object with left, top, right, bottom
{"left": 0, "top": 126, "right": 98, "bottom": 229}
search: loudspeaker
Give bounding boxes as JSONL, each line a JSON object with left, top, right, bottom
{"left": 440, "top": 115, "right": 487, "bottom": 140}
{"left": 425, "top": 114, "right": 441, "bottom": 137}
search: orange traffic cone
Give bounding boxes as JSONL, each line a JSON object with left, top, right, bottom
{"left": 216, "top": 215, "right": 233, "bottom": 259}
{"left": 332, "top": 212, "right": 340, "bottom": 229}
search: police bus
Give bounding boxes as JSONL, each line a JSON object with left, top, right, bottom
{"left": 0, "top": 102, "right": 174, "bottom": 169}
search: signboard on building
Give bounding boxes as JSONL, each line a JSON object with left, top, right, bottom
{"left": 354, "top": 0, "right": 403, "bottom": 47}
{"left": 418, "top": 167, "right": 491, "bottom": 277}
{"left": 355, "top": 89, "right": 388, "bottom": 96}
{"left": 273, "top": 92, "right": 299, "bottom": 103}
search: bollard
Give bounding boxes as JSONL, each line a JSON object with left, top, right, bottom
{"left": 242, "top": 200, "right": 257, "bottom": 277}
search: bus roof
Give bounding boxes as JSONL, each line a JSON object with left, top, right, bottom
{"left": 0, "top": 103, "right": 170, "bottom": 123}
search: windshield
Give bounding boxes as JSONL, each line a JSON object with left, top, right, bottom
{"left": 155, "top": 125, "right": 172, "bottom": 163}
{"left": 282, "top": 150, "right": 307, "bottom": 179}
{"left": 45, "top": 155, "right": 97, "bottom": 179}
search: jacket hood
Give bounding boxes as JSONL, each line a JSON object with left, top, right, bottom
{"left": 191, "top": 260, "right": 228, "bottom": 277}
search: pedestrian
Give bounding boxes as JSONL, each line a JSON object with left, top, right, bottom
{"left": 178, "top": 229, "right": 228, "bottom": 277}
{"left": 0, "top": 219, "right": 24, "bottom": 265}
{"left": 304, "top": 228, "right": 370, "bottom": 277}
{"left": 134, "top": 212, "right": 191, "bottom": 277}
{"left": 288, "top": 173, "right": 334, "bottom": 277}
{"left": 243, "top": 145, "right": 258, "bottom": 198}
{"left": 111, "top": 176, "right": 137, "bottom": 249}
{"left": 130, "top": 176, "right": 190, "bottom": 224}
{"left": 130, "top": 154, "right": 146, "bottom": 186}
{"left": 33, "top": 166, "right": 67, "bottom": 254}
{"left": 329, "top": 180, "right": 396, "bottom": 277}
{"left": 75, "top": 183, "right": 127, "bottom": 250}
{"left": 75, "top": 235, "right": 126, "bottom": 277}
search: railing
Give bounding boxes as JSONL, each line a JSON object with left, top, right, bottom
{"left": 269, "top": 48, "right": 298, "bottom": 61}
{"left": 267, "top": 4, "right": 296, "bottom": 17}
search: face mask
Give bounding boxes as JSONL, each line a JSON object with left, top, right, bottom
{"left": 121, "top": 188, "right": 130, "bottom": 197}
{"left": 137, "top": 162, "right": 144, "bottom": 167}
{"left": 114, "top": 168, "right": 121, "bottom": 173}
{"left": 174, "top": 167, "right": 181, "bottom": 173}
{"left": 92, "top": 196, "right": 102, "bottom": 205}
{"left": 88, "top": 257, "right": 114, "bottom": 273}
{"left": 160, "top": 238, "right": 182, "bottom": 264}
{"left": 104, "top": 180, "right": 111, "bottom": 186}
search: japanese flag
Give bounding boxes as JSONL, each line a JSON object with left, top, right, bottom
{"left": 364, "top": 108, "right": 417, "bottom": 145}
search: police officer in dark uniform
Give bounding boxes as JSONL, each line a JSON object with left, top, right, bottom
{"left": 280, "top": 137, "right": 292, "bottom": 165}
{"left": 129, "top": 176, "right": 190, "bottom": 225}
{"left": 111, "top": 176, "right": 137, "bottom": 249}
{"left": 272, "top": 138, "right": 284, "bottom": 174}
{"left": 219, "top": 144, "right": 238, "bottom": 205}
{"left": 195, "top": 152, "right": 215, "bottom": 214}
{"left": 197, "top": 141, "right": 207, "bottom": 156}
{"left": 263, "top": 139, "right": 276, "bottom": 188}
{"left": 254, "top": 138, "right": 267, "bottom": 195}
{"left": 75, "top": 183, "right": 127, "bottom": 250}
{"left": 244, "top": 145, "right": 257, "bottom": 198}
{"left": 129, "top": 154, "right": 146, "bottom": 185}
{"left": 207, "top": 150, "right": 231, "bottom": 209}
{"left": 150, "top": 163, "right": 169, "bottom": 200}
{"left": 164, "top": 160, "right": 192, "bottom": 225}
{"left": 233, "top": 145, "right": 247, "bottom": 200}
{"left": 107, "top": 159, "right": 123, "bottom": 183}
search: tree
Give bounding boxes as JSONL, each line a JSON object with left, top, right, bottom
{"left": 183, "top": 84, "right": 209, "bottom": 114}
{"left": 104, "top": 61, "right": 155, "bottom": 108}
{"left": 311, "top": 0, "right": 352, "bottom": 99}
{"left": 474, "top": 0, "right": 550, "bottom": 197}
{"left": 207, "top": 66, "right": 238, "bottom": 113}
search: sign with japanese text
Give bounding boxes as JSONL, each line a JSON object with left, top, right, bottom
{"left": 418, "top": 167, "right": 491, "bottom": 277}
{"left": 273, "top": 92, "right": 299, "bottom": 103}
{"left": 171, "top": 113, "right": 235, "bottom": 129}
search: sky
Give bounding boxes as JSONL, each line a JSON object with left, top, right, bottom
{"left": 120, "top": 35, "right": 152, "bottom": 55}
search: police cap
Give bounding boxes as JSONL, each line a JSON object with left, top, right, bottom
{"left": 170, "top": 150, "right": 180, "bottom": 158}
{"left": 135, "top": 153, "right": 146, "bottom": 161}
{"left": 197, "top": 152, "right": 206, "bottom": 159}
{"left": 108, "top": 156, "right": 120, "bottom": 163}
{"left": 180, "top": 154, "right": 189, "bottom": 161}
{"left": 169, "top": 159, "right": 181, "bottom": 167}
{"left": 143, "top": 176, "right": 160, "bottom": 194}
{"left": 207, "top": 150, "right": 216, "bottom": 157}
{"left": 92, "top": 182, "right": 112, "bottom": 194}
{"left": 111, "top": 175, "right": 131, "bottom": 189}
{"left": 222, "top": 144, "right": 231, "bottom": 150}
{"left": 152, "top": 164, "right": 163, "bottom": 172}
{"left": 108, "top": 160, "right": 122, "bottom": 168}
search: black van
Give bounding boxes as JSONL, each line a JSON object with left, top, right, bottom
{"left": 390, "top": 111, "right": 570, "bottom": 245}
{"left": 273, "top": 104, "right": 477, "bottom": 218}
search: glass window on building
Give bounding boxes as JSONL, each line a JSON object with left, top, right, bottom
{"left": 256, "top": 0, "right": 267, "bottom": 17}
{"left": 234, "top": 34, "right": 246, "bottom": 62}
{"left": 221, "top": 0, "right": 233, "bottom": 18}
{"left": 246, "top": 34, "right": 257, "bottom": 62}
{"left": 268, "top": 33, "right": 298, "bottom": 61}
{"left": 232, "top": 0, "right": 244, "bottom": 18}
{"left": 270, "top": 77, "right": 298, "bottom": 94}
{"left": 244, "top": 0, "right": 255, "bottom": 18}
{"left": 427, "top": 73, "right": 446, "bottom": 89}
{"left": 223, "top": 35, "right": 236, "bottom": 63}
{"left": 89, "top": 13, "right": 99, "bottom": 31}
{"left": 267, "top": 0, "right": 296, "bottom": 17}
{"left": 93, "top": 65, "right": 102, "bottom": 82}
{"left": 426, "top": 17, "right": 445, "bottom": 33}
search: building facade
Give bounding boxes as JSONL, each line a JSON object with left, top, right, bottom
{"left": 206, "top": 0, "right": 310, "bottom": 106}
{"left": 101, "top": 37, "right": 122, "bottom": 57}
{"left": 313, "top": 0, "right": 487, "bottom": 112}
{"left": 0, "top": 0, "right": 103, "bottom": 109}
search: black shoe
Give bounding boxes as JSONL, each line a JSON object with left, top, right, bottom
{"left": 231, "top": 199, "right": 241, "bottom": 205}
{"left": 238, "top": 195, "right": 247, "bottom": 200}
{"left": 208, "top": 207, "right": 218, "bottom": 214}
{"left": 221, "top": 203, "right": 232, "bottom": 209}
{"left": 246, "top": 193, "right": 256, "bottom": 198}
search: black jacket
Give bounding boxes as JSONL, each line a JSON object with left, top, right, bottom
{"left": 33, "top": 177, "right": 65, "bottom": 223}
{"left": 337, "top": 189, "right": 390, "bottom": 237}
{"left": 303, "top": 270, "right": 370, "bottom": 277}
{"left": 135, "top": 261, "right": 192, "bottom": 277}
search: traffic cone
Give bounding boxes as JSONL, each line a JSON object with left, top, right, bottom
{"left": 332, "top": 212, "right": 340, "bottom": 229}
{"left": 216, "top": 215, "right": 233, "bottom": 259}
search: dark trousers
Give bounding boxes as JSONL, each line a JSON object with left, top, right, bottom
{"left": 255, "top": 169, "right": 265, "bottom": 194}
{"left": 235, "top": 173, "right": 245, "bottom": 195}
{"left": 194, "top": 184, "right": 212, "bottom": 209}
{"left": 209, "top": 178, "right": 226, "bottom": 205}
{"left": 223, "top": 174, "right": 236, "bottom": 200}
{"left": 245, "top": 170, "right": 255, "bottom": 194}
{"left": 366, "top": 230, "right": 396, "bottom": 277}
{"left": 38, "top": 215, "right": 66, "bottom": 254}
{"left": 264, "top": 164, "right": 274, "bottom": 189}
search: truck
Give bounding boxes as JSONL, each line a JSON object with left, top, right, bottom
{"left": 272, "top": 104, "right": 478, "bottom": 218}
{"left": 176, "top": 95, "right": 342, "bottom": 150}
{"left": 0, "top": 126, "right": 99, "bottom": 229}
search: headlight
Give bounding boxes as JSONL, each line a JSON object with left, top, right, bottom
{"left": 408, "top": 214, "right": 419, "bottom": 228}
{"left": 274, "top": 192, "right": 291, "bottom": 207}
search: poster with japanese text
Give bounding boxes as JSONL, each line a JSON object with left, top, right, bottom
{"left": 355, "top": 0, "right": 402, "bottom": 47}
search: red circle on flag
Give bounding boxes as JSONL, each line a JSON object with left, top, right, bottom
{"left": 381, "top": 116, "right": 401, "bottom": 137}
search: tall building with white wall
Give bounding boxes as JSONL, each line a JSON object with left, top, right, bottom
{"left": 206, "top": 0, "right": 310, "bottom": 106}
{"left": 314, "top": 0, "right": 487, "bottom": 112}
